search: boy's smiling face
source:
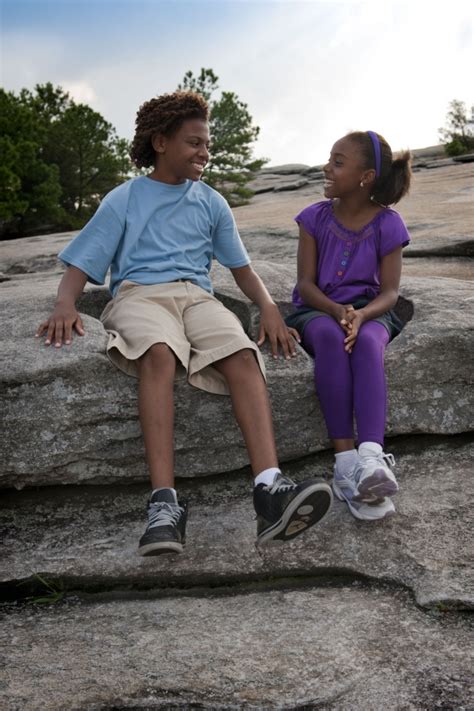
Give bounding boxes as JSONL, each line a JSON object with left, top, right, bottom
{"left": 151, "top": 119, "right": 210, "bottom": 184}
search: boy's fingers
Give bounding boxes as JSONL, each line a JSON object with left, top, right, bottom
{"left": 45, "top": 321, "right": 56, "bottom": 345}
{"left": 257, "top": 323, "right": 266, "bottom": 346}
{"left": 278, "top": 332, "right": 292, "bottom": 360}
{"left": 286, "top": 332, "right": 298, "bottom": 357}
{"left": 54, "top": 323, "right": 64, "bottom": 348}
{"left": 64, "top": 320, "right": 73, "bottom": 344}
{"left": 35, "top": 321, "right": 48, "bottom": 337}
{"left": 288, "top": 327, "right": 300, "bottom": 343}
{"left": 269, "top": 332, "right": 279, "bottom": 358}
{"left": 75, "top": 315, "right": 85, "bottom": 335}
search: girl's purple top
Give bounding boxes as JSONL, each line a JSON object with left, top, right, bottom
{"left": 292, "top": 200, "right": 410, "bottom": 306}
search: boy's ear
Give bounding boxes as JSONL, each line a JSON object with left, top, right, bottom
{"left": 151, "top": 133, "right": 166, "bottom": 154}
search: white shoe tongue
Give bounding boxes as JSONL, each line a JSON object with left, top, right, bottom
{"left": 359, "top": 443, "right": 382, "bottom": 455}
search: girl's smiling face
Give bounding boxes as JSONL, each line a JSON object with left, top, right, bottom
{"left": 323, "top": 137, "right": 374, "bottom": 199}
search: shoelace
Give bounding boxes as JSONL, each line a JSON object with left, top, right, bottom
{"left": 267, "top": 476, "right": 297, "bottom": 495}
{"left": 148, "top": 502, "right": 183, "bottom": 529}
{"left": 361, "top": 452, "right": 396, "bottom": 469}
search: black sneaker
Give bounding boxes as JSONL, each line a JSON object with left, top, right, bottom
{"left": 138, "top": 489, "right": 187, "bottom": 556}
{"left": 253, "top": 474, "right": 332, "bottom": 545}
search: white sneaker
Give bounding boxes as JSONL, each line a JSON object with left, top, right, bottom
{"left": 355, "top": 443, "right": 399, "bottom": 503}
{"left": 332, "top": 465, "right": 395, "bottom": 521}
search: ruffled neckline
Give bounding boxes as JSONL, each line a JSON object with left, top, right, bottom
{"left": 328, "top": 200, "right": 387, "bottom": 236}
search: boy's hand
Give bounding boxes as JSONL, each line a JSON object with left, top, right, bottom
{"left": 36, "top": 304, "right": 85, "bottom": 347}
{"left": 257, "top": 303, "right": 300, "bottom": 360}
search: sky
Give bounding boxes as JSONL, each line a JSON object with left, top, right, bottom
{"left": 1, "top": 0, "right": 473, "bottom": 167}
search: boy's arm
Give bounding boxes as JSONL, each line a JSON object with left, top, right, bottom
{"left": 36, "top": 266, "right": 88, "bottom": 347}
{"left": 230, "top": 265, "right": 299, "bottom": 360}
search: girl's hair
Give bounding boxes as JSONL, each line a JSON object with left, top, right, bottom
{"left": 346, "top": 131, "right": 412, "bottom": 205}
{"left": 130, "top": 91, "right": 209, "bottom": 169}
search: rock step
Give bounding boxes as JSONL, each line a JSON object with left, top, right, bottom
{"left": 2, "top": 268, "right": 473, "bottom": 490}
{"left": 1, "top": 437, "right": 473, "bottom": 611}
{"left": 2, "top": 584, "right": 473, "bottom": 710}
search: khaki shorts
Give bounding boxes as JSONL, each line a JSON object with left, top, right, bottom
{"left": 100, "top": 280, "right": 266, "bottom": 395}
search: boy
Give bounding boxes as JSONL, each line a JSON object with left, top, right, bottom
{"left": 36, "top": 91, "right": 332, "bottom": 556}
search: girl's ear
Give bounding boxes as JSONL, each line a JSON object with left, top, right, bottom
{"left": 362, "top": 168, "right": 376, "bottom": 186}
{"left": 152, "top": 134, "right": 166, "bottom": 154}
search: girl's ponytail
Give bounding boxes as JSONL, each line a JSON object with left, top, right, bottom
{"left": 372, "top": 149, "right": 412, "bottom": 206}
{"left": 346, "top": 131, "right": 412, "bottom": 206}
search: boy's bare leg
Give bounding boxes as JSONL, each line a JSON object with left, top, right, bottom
{"left": 213, "top": 349, "right": 279, "bottom": 476}
{"left": 136, "top": 343, "right": 176, "bottom": 490}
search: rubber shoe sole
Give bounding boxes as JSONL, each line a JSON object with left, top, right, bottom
{"left": 333, "top": 480, "right": 395, "bottom": 521}
{"left": 354, "top": 468, "right": 398, "bottom": 503}
{"left": 256, "top": 482, "right": 333, "bottom": 546}
{"left": 138, "top": 540, "right": 184, "bottom": 557}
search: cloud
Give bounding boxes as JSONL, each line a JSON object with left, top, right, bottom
{"left": 2, "top": 0, "right": 473, "bottom": 165}
{"left": 63, "top": 81, "right": 97, "bottom": 105}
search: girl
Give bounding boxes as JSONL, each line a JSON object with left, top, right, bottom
{"left": 286, "top": 131, "right": 411, "bottom": 521}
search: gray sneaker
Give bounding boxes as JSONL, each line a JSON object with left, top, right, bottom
{"left": 333, "top": 464, "right": 395, "bottom": 521}
{"left": 355, "top": 446, "right": 398, "bottom": 503}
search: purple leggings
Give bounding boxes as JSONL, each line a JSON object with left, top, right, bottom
{"left": 302, "top": 317, "right": 389, "bottom": 445}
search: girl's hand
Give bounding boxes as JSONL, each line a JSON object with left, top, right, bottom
{"left": 257, "top": 303, "right": 300, "bottom": 360}
{"left": 334, "top": 304, "right": 354, "bottom": 334}
{"left": 342, "top": 310, "right": 365, "bottom": 353}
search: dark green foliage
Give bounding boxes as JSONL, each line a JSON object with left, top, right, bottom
{"left": 0, "top": 89, "right": 64, "bottom": 237}
{"left": 45, "top": 104, "right": 131, "bottom": 220}
{"left": 439, "top": 100, "right": 474, "bottom": 156}
{"left": 0, "top": 82, "right": 133, "bottom": 239}
{"left": 178, "top": 68, "right": 267, "bottom": 206}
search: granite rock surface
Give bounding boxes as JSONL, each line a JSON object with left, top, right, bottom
{"left": 2, "top": 585, "right": 473, "bottom": 711}
{"left": 1, "top": 263, "right": 473, "bottom": 488}
{"left": 1, "top": 150, "right": 473, "bottom": 711}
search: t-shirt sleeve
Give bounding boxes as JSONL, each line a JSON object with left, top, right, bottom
{"left": 379, "top": 211, "right": 411, "bottom": 257}
{"left": 294, "top": 201, "right": 328, "bottom": 238}
{"left": 58, "top": 198, "right": 125, "bottom": 285}
{"left": 211, "top": 196, "right": 250, "bottom": 268}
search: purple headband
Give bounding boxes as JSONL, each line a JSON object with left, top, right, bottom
{"left": 367, "top": 130, "right": 381, "bottom": 178}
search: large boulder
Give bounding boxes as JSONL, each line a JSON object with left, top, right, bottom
{"left": 1, "top": 260, "right": 472, "bottom": 489}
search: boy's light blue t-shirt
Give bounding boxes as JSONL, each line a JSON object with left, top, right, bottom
{"left": 59, "top": 176, "right": 250, "bottom": 296}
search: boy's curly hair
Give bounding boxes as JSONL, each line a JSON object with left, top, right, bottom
{"left": 130, "top": 91, "right": 209, "bottom": 169}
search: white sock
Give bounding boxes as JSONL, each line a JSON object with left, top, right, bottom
{"left": 151, "top": 487, "right": 178, "bottom": 502}
{"left": 358, "top": 442, "right": 383, "bottom": 457}
{"left": 335, "top": 449, "right": 359, "bottom": 477}
{"left": 254, "top": 467, "right": 281, "bottom": 487}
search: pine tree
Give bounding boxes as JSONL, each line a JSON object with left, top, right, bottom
{"left": 178, "top": 68, "right": 267, "bottom": 205}
{"left": 439, "top": 99, "right": 474, "bottom": 156}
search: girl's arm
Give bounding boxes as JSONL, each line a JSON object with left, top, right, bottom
{"left": 297, "top": 225, "right": 349, "bottom": 323}
{"left": 342, "top": 247, "right": 402, "bottom": 353}
{"left": 356, "top": 247, "right": 402, "bottom": 321}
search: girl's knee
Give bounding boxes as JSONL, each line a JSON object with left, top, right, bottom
{"left": 305, "top": 317, "right": 345, "bottom": 350}
{"left": 355, "top": 323, "right": 389, "bottom": 352}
